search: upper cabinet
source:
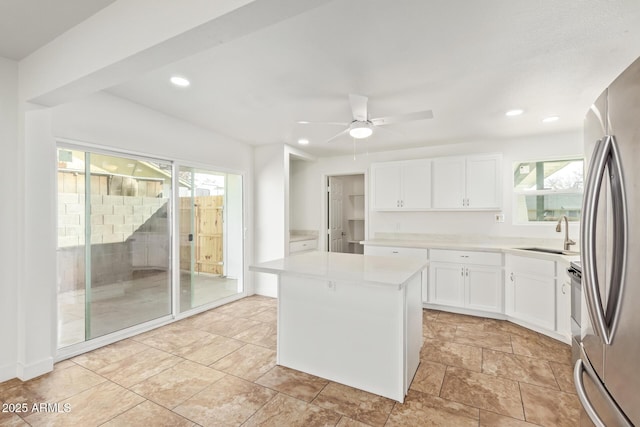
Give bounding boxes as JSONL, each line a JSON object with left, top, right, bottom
{"left": 371, "top": 159, "right": 431, "bottom": 211}
{"left": 432, "top": 154, "right": 502, "bottom": 210}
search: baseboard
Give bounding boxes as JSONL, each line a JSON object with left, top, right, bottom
{"left": 16, "top": 357, "right": 54, "bottom": 381}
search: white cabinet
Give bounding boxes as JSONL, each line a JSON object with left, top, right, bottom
{"left": 466, "top": 265, "right": 503, "bottom": 313}
{"left": 364, "top": 245, "right": 429, "bottom": 303}
{"left": 290, "top": 239, "right": 317, "bottom": 253}
{"left": 371, "top": 159, "right": 431, "bottom": 210}
{"left": 556, "top": 260, "right": 572, "bottom": 339}
{"left": 505, "top": 255, "right": 556, "bottom": 331}
{"left": 429, "top": 249, "right": 503, "bottom": 313}
{"left": 430, "top": 262, "right": 465, "bottom": 306}
{"left": 432, "top": 154, "right": 501, "bottom": 210}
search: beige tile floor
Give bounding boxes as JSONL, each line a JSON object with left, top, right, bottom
{"left": 58, "top": 272, "right": 240, "bottom": 348}
{"left": 1, "top": 296, "right": 580, "bottom": 426}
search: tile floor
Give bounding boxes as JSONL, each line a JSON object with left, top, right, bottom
{"left": 1, "top": 296, "right": 580, "bottom": 426}
{"left": 58, "top": 272, "right": 240, "bottom": 348}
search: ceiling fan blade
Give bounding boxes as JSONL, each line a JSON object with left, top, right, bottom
{"left": 326, "top": 128, "right": 349, "bottom": 143}
{"left": 370, "top": 110, "right": 433, "bottom": 126}
{"left": 297, "top": 120, "right": 348, "bottom": 126}
{"left": 349, "top": 94, "right": 369, "bottom": 121}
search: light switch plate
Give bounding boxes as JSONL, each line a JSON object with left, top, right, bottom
{"left": 495, "top": 213, "right": 505, "bottom": 223}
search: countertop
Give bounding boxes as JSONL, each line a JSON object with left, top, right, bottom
{"left": 289, "top": 234, "right": 318, "bottom": 242}
{"left": 361, "top": 236, "right": 580, "bottom": 263}
{"left": 250, "top": 251, "right": 428, "bottom": 287}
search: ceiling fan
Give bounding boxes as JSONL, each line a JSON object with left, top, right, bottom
{"left": 298, "top": 94, "right": 433, "bottom": 142}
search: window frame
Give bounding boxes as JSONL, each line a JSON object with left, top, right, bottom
{"left": 512, "top": 156, "right": 584, "bottom": 225}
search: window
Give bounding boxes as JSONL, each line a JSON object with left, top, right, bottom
{"left": 513, "top": 158, "right": 584, "bottom": 223}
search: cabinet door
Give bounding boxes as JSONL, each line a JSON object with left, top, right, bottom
{"left": 371, "top": 163, "right": 401, "bottom": 210}
{"left": 432, "top": 157, "right": 465, "bottom": 209}
{"left": 465, "top": 265, "right": 502, "bottom": 313}
{"left": 510, "top": 272, "right": 556, "bottom": 330}
{"left": 429, "top": 262, "right": 465, "bottom": 307}
{"left": 556, "top": 271, "right": 571, "bottom": 337}
{"left": 402, "top": 159, "right": 431, "bottom": 209}
{"left": 466, "top": 155, "right": 501, "bottom": 209}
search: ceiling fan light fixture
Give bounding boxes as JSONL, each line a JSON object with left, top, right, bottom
{"left": 349, "top": 122, "right": 373, "bottom": 139}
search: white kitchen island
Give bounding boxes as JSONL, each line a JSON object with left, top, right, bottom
{"left": 250, "top": 251, "right": 425, "bottom": 402}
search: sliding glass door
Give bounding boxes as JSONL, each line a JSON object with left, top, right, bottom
{"left": 57, "top": 147, "right": 172, "bottom": 348}
{"left": 178, "top": 167, "right": 243, "bottom": 312}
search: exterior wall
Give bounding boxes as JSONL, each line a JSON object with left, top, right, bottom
{"left": 57, "top": 193, "right": 167, "bottom": 247}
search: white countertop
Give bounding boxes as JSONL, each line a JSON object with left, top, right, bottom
{"left": 361, "top": 237, "right": 580, "bottom": 263}
{"left": 289, "top": 234, "right": 318, "bottom": 242}
{"left": 250, "top": 251, "right": 427, "bottom": 287}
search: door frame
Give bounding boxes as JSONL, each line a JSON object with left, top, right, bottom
{"left": 322, "top": 171, "right": 369, "bottom": 253}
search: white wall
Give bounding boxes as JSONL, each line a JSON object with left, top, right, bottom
{"left": 13, "top": 91, "right": 253, "bottom": 380}
{"left": 52, "top": 92, "right": 252, "bottom": 169}
{"left": 290, "top": 131, "right": 583, "bottom": 248}
{"left": 252, "top": 144, "right": 288, "bottom": 297}
{"left": 0, "top": 57, "right": 19, "bottom": 382}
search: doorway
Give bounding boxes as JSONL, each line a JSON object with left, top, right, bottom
{"left": 327, "top": 174, "right": 365, "bottom": 254}
{"left": 178, "top": 167, "right": 243, "bottom": 312}
{"left": 56, "top": 147, "right": 173, "bottom": 348}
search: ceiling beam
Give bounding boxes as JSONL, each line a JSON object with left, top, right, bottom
{"left": 19, "top": 0, "right": 334, "bottom": 106}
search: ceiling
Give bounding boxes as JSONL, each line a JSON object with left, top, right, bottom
{"left": 8, "top": 0, "right": 640, "bottom": 157}
{"left": 0, "top": 0, "right": 115, "bottom": 60}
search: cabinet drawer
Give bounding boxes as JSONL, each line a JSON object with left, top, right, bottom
{"left": 364, "top": 245, "right": 428, "bottom": 259}
{"left": 430, "top": 249, "right": 501, "bottom": 266}
{"left": 290, "top": 239, "right": 317, "bottom": 253}
{"left": 507, "top": 255, "right": 555, "bottom": 277}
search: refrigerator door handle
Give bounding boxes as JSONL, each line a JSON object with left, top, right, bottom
{"left": 581, "top": 135, "right": 628, "bottom": 345}
{"left": 581, "top": 137, "right": 610, "bottom": 342}
{"left": 574, "top": 347, "right": 633, "bottom": 427}
{"left": 605, "top": 135, "right": 627, "bottom": 343}
{"left": 574, "top": 359, "right": 607, "bottom": 427}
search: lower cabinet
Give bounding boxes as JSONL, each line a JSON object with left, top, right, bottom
{"left": 556, "top": 260, "right": 572, "bottom": 339}
{"left": 505, "top": 254, "right": 556, "bottom": 331}
{"left": 289, "top": 238, "right": 318, "bottom": 254}
{"left": 363, "top": 245, "right": 429, "bottom": 303}
{"left": 429, "top": 249, "right": 502, "bottom": 313}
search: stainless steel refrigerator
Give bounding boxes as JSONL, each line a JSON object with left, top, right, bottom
{"left": 575, "top": 56, "right": 640, "bottom": 426}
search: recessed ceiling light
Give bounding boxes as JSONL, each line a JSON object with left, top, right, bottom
{"left": 505, "top": 109, "right": 524, "bottom": 117}
{"left": 298, "top": 138, "right": 310, "bottom": 145}
{"left": 542, "top": 116, "right": 559, "bottom": 123}
{"left": 170, "top": 76, "right": 190, "bottom": 87}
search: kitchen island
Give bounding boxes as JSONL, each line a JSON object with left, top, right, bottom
{"left": 250, "top": 251, "right": 426, "bottom": 402}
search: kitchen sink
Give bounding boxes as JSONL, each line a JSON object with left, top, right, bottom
{"left": 516, "top": 247, "right": 580, "bottom": 256}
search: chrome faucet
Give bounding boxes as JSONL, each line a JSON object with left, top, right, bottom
{"left": 556, "top": 215, "right": 576, "bottom": 251}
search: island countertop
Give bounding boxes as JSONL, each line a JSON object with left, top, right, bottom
{"left": 250, "top": 251, "right": 427, "bottom": 287}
